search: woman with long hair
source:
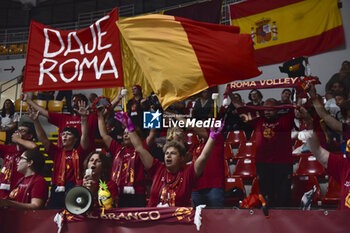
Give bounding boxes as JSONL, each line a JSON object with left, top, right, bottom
{"left": 79, "top": 151, "right": 117, "bottom": 208}
{"left": 1, "top": 99, "right": 19, "bottom": 144}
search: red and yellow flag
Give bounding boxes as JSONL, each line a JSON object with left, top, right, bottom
{"left": 117, "top": 14, "right": 261, "bottom": 109}
{"left": 230, "top": 0, "right": 344, "bottom": 66}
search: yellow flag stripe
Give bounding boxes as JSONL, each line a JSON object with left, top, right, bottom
{"left": 231, "top": 0, "right": 342, "bottom": 50}
{"left": 117, "top": 14, "right": 208, "bottom": 109}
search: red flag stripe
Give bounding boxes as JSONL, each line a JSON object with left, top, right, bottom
{"left": 230, "top": 0, "right": 303, "bottom": 19}
{"left": 176, "top": 17, "right": 261, "bottom": 87}
{"left": 254, "top": 26, "right": 344, "bottom": 66}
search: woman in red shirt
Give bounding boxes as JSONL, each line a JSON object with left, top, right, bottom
{"left": 115, "top": 112, "right": 222, "bottom": 207}
{"left": 0, "top": 149, "right": 48, "bottom": 210}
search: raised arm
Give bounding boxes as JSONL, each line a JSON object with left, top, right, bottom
{"left": 21, "top": 93, "right": 49, "bottom": 118}
{"left": 146, "top": 128, "right": 158, "bottom": 148}
{"left": 128, "top": 130, "right": 154, "bottom": 170}
{"left": 11, "top": 132, "right": 38, "bottom": 150}
{"left": 115, "top": 112, "right": 154, "bottom": 169}
{"left": 308, "top": 84, "right": 342, "bottom": 135}
{"left": 194, "top": 123, "right": 223, "bottom": 176}
{"left": 28, "top": 107, "right": 50, "bottom": 152}
{"left": 98, "top": 109, "right": 112, "bottom": 149}
{"left": 306, "top": 132, "right": 329, "bottom": 168}
{"left": 110, "top": 89, "right": 123, "bottom": 110}
{"left": 76, "top": 100, "right": 89, "bottom": 151}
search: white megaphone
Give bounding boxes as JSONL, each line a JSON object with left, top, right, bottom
{"left": 65, "top": 186, "right": 93, "bottom": 215}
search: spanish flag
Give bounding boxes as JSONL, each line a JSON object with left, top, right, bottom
{"left": 117, "top": 14, "right": 261, "bottom": 109}
{"left": 230, "top": 0, "right": 345, "bottom": 66}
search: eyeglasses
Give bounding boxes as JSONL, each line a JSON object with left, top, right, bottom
{"left": 19, "top": 156, "right": 28, "bottom": 161}
{"left": 16, "top": 129, "right": 28, "bottom": 133}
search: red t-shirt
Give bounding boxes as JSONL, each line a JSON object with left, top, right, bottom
{"left": 190, "top": 134, "right": 225, "bottom": 191}
{"left": 109, "top": 140, "right": 145, "bottom": 195}
{"left": 249, "top": 110, "right": 295, "bottom": 164}
{"left": 0, "top": 145, "right": 24, "bottom": 198}
{"left": 47, "top": 143, "right": 88, "bottom": 185}
{"left": 8, "top": 174, "right": 48, "bottom": 203}
{"left": 327, "top": 153, "right": 350, "bottom": 210}
{"left": 343, "top": 123, "right": 350, "bottom": 158}
{"left": 48, "top": 111, "right": 97, "bottom": 149}
{"left": 147, "top": 159, "right": 197, "bottom": 207}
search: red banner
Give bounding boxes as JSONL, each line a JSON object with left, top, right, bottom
{"left": 23, "top": 8, "right": 123, "bottom": 92}
{"left": 59, "top": 207, "right": 195, "bottom": 225}
{"left": 1, "top": 209, "right": 350, "bottom": 233}
{"left": 225, "top": 77, "right": 320, "bottom": 93}
{"left": 2, "top": 209, "right": 350, "bottom": 233}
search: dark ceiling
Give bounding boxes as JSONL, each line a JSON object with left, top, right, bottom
{"left": 0, "top": 0, "right": 196, "bottom": 29}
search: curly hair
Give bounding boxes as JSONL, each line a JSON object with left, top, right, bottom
{"left": 163, "top": 140, "right": 186, "bottom": 157}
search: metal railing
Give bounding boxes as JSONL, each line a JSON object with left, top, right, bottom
{"left": 0, "top": 4, "right": 135, "bottom": 54}
{"left": 0, "top": 76, "right": 21, "bottom": 105}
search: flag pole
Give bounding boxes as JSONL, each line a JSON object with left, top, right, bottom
{"left": 121, "top": 88, "right": 128, "bottom": 112}
{"left": 212, "top": 93, "right": 218, "bottom": 119}
{"left": 121, "top": 88, "right": 128, "bottom": 125}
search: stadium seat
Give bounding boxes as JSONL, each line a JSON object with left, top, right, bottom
{"left": 232, "top": 158, "right": 256, "bottom": 181}
{"left": 224, "top": 160, "right": 231, "bottom": 178}
{"left": 14, "top": 99, "right": 29, "bottom": 112}
{"left": 291, "top": 175, "right": 321, "bottom": 207}
{"left": 226, "top": 130, "right": 246, "bottom": 148}
{"left": 292, "top": 152, "right": 313, "bottom": 162}
{"left": 250, "top": 177, "right": 260, "bottom": 195}
{"left": 0, "top": 132, "right": 6, "bottom": 144}
{"left": 293, "top": 139, "right": 304, "bottom": 151}
{"left": 248, "top": 130, "right": 256, "bottom": 142}
{"left": 224, "top": 142, "right": 235, "bottom": 163}
{"left": 321, "top": 177, "right": 341, "bottom": 206}
{"left": 33, "top": 99, "right": 47, "bottom": 110}
{"left": 235, "top": 141, "right": 256, "bottom": 160}
{"left": 0, "top": 45, "right": 8, "bottom": 55}
{"left": 9, "top": 44, "right": 23, "bottom": 54}
{"left": 295, "top": 154, "right": 326, "bottom": 177}
{"left": 48, "top": 100, "right": 63, "bottom": 112}
{"left": 224, "top": 176, "right": 246, "bottom": 207}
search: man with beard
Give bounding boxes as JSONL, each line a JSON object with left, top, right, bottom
{"left": 247, "top": 98, "right": 295, "bottom": 207}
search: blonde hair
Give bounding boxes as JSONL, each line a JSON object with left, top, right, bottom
{"left": 166, "top": 127, "right": 184, "bottom": 141}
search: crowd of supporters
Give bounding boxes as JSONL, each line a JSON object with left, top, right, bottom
{"left": 0, "top": 60, "right": 349, "bottom": 211}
